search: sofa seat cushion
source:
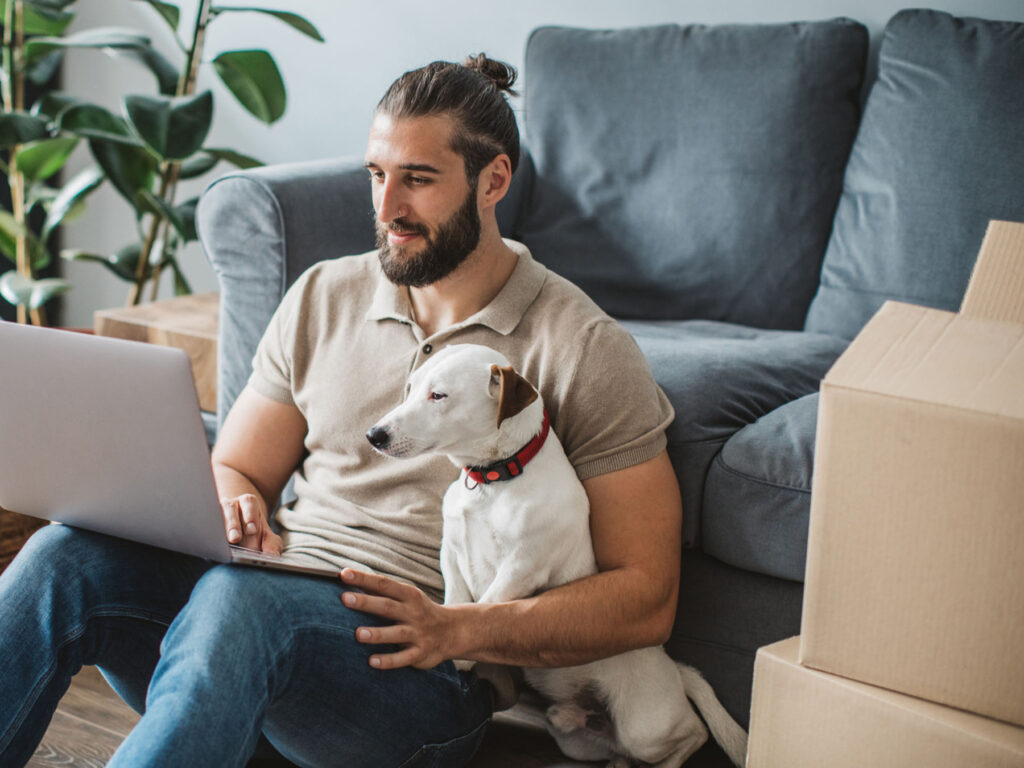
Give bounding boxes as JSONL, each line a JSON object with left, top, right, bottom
{"left": 805, "top": 9, "right": 1024, "bottom": 340}
{"left": 519, "top": 20, "right": 867, "bottom": 328}
{"left": 703, "top": 393, "right": 819, "bottom": 581}
{"left": 620, "top": 321, "right": 846, "bottom": 547}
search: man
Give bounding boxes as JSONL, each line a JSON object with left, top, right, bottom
{"left": 0, "top": 56, "right": 681, "bottom": 767}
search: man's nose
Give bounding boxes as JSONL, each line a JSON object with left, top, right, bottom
{"left": 375, "top": 179, "right": 408, "bottom": 223}
{"left": 366, "top": 426, "right": 390, "bottom": 450}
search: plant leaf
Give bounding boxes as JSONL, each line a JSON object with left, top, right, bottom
{"left": 171, "top": 259, "right": 191, "bottom": 295}
{"left": 0, "top": 271, "right": 32, "bottom": 306}
{"left": 24, "top": 27, "right": 152, "bottom": 64}
{"left": 0, "top": 0, "right": 74, "bottom": 34}
{"left": 88, "top": 139, "right": 157, "bottom": 211}
{"left": 124, "top": 91, "right": 213, "bottom": 161}
{"left": 25, "top": 50, "right": 63, "bottom": 86}
{"left": 136, "top": 188, "right": 184, "bottom": 237}
{"left": 177, "top": 151, "right": 219, "bottom": 179}
{"left": 13, "top": 136, "right": 79, "bottom": 181}
{"left": 0, "top": 271, "right": 70, "bottom": 309}
{"left": 0, "top": 113, "right": 51, "bottom": 149}
{"left": 134, "top": 0, "right": 179, "bottom": 33}
{"left": 62, "top": 244, "right": 143, "bottom": 283}
{"left": 202, "top": 147, "right": 263, "bottom": 169}
{"left": 32, "top": 91, "right": 84, "bottom": 120}
{"left": 24, "top": 0, "right": 78, "bottom": 16}
{"left": 212, "top": 50, "right": 285, "bottom": 124}
{"left": 109, "top": 44, "right": 181, "bottom": 96}
{"left": 43, "top": 165, "right": 105, "bottom": 240}
{"left": 210, "top": 7, "right": 323, "bottom": 42}
{"left": 0, "top": 211, "right": 29, "bottom": 265}
{"left": 58, "top": 103, "right": 143, "bottom": 146}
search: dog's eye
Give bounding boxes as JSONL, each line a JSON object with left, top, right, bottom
{"left": 429, "top": 392, "right": 447, "bottom": 401}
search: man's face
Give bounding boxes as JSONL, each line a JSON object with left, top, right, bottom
{"left": 365, "top": 113, "right": 481, "bottom": 287}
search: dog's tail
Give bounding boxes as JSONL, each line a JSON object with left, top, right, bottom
{"left": 675, "top": 662, "right": 748, "bottom": 767}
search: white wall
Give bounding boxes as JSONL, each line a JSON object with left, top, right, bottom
{"left": 59, "top": 0, "right": 1024, "bottom": 326}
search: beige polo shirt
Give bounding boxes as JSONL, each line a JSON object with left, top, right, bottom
{"left": 249, "top": 240, "right": 674, "bottom": 601}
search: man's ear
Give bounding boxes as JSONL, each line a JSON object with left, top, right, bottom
{"left": 489, "top": 364, "right": 538, "bottom": 428}
{"left": 478, "top": 154, "right": 512, "bottom": 209}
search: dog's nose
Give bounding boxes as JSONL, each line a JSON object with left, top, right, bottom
{"left": 366, "top": 426, "right": 390, "bottom": 450}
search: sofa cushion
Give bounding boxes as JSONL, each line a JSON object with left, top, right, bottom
{"left": 805, "top": 9, "right": 1024, "bottom": 340}
{"left": 703, "top": 393, "right": 819, "bottom": 581}
{"left": 621, "top": 321, "right": 846, "bottom": 547}
{"left": 518, "top": 20, "right": 867, "bottom": 328}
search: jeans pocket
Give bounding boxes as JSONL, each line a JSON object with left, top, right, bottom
{"left": 396, "top": 718, "right": 490, "bottom": 768}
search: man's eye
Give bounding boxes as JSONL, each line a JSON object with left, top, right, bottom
{"left": 368, "top": 170, "right": 384, "bottom": 183}
{"left": 429, "top": 392, "right": 447, "bottom": 401}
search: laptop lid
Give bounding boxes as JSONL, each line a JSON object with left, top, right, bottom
{"left": 0, "top": 321, "right": 232, "bottom": 563}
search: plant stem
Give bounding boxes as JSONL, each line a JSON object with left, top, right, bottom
{"left": 128, "top": 0, "right": 213, "bottom": 306}
{"left": 2, "top": 0, "right": 42, "bottom": 325}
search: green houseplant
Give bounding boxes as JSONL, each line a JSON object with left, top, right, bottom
{"left": 0, "top": 0, "right": 323, "bottom": 323}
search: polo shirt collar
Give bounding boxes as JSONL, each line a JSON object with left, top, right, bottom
{"left": 364, "top": 239, "right": 546, "bottom": 336}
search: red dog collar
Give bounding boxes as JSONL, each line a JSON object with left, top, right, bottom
{"left": 465, "top": 410, "right": 551, "bottom": 485}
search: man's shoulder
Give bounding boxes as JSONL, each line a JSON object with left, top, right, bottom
{"left": 526, "top": 259, "right": 624, "bottom": 342}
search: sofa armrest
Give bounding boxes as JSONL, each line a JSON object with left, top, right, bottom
{"left": 197, "top": 157, "right": 376, "bottom": 427}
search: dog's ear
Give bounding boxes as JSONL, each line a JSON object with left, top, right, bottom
{"left": 489, "top": 364, "right": 538, "bottom": 428}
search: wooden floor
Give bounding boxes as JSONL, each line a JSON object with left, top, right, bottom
{"left": 32, "top": 668, "right": 734, "bottom": 767}
{"left": 29, "top": 667, "right": 139, "bottom": 767}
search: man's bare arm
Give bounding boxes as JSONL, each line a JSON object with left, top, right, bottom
{"left": 211, "top": 386, "right": 308, "bottom": 554}
{"left": 343, "top": 449, "right": 682, "bottom": 669}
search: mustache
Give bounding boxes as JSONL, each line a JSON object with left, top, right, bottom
{"left": 380, "top": 218, "right": 429, "bottom": 237}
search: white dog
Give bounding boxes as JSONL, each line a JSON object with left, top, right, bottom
{"left": 367, "top": 344, "right": 747, "bottom": 768}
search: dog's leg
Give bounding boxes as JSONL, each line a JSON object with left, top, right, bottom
{"left": 477, "top": 558, "right": 545, "bottom": 604}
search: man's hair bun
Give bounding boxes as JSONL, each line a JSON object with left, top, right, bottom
{"left": 462, "top": 53, "right": 518, "bottom": 96}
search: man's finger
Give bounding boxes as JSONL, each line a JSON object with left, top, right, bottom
{"left": 367, "top": 647, "right": 422, "bottom": 670}
{"left": 261, "top": 530, "right": 284, "bottom": 557}
{"left": 354, "top": 624, "right": 414, "bottom": 646}
{"left": 221, "top": 499, "right": 243, "bottom": 543}
{"left": 239, "top": 495, "right": 261, "bottom": 535}
{"left": 341, "top": 568, "right": 411, "bottom": 598}
{"left": 342, "top": 591, "right": 401, "bottom": 620}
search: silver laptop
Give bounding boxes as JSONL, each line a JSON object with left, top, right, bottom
{"left": 0, "top": 320, "right": 337, "bottom": 578}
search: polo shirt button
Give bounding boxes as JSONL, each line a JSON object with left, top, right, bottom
{"left": 423, "top": 344, "right": 433, "bottom": 354}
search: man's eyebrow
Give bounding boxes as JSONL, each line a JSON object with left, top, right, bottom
{"left": 362, "top": 161, "right": 442, "bottom": 174}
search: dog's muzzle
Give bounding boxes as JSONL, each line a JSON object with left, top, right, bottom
{"left": 365, "top": 426, "right": 390, "bottom": 451}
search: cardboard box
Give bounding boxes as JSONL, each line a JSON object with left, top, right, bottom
{"left": 748, "top": 637, "right": 1024, "bottom": 768}
{"left": 800, "top": 221, "right": 1024, "bottom": 726}
{"left": 94, "top": 293, "right": 219, "bottom": 413}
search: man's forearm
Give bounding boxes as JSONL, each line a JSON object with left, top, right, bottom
{"left": 447, "top": 566, "right": 677, "bottom": 668}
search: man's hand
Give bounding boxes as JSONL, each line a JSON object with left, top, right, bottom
{"left": 220, "top": 493, "right": 283, "bottom": 555}
{"left": 340, "top": 569, "right": 458, "bottom": 670}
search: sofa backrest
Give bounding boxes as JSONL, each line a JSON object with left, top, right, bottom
{"left": 804, "top": 9, "right": 1024, "bottom": 340}
{"left": 516, "top": 20, "right": 867, "bottom": 329}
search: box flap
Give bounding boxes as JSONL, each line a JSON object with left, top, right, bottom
{"left": 960, "top": 220, "right": 1024, "bottom": 324}
{"left": 823, "top": 301, "right": 1024, "bottom": 421}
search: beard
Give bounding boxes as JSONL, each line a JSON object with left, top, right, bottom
{"left": 376, "top": 187, "right": 481, "bottom": 288}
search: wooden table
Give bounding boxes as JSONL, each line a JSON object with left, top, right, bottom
{"left": 94, "top": 293, "right": 219, "bottom": 413}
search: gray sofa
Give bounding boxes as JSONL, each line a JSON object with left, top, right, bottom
{"left": 197, "top": 8, "right": 1024, "bottom": 761}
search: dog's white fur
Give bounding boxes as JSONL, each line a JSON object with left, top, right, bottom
{"left": 368, "top": 344, "right": 747, "bottom": 768}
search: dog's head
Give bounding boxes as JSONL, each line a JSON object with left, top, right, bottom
{"left": 366, "top": 344, "right": 541, "bottom": 463}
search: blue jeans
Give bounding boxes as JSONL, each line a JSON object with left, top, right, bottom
{"left": 0, "top": 525, "right": 492, "bottom": 767}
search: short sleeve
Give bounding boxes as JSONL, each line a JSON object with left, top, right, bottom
{"left": 558, "top": 319, "right": 675, "bottom": 481}
{"left": 248, "top": 276, "right": 305, "bottom": 406}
